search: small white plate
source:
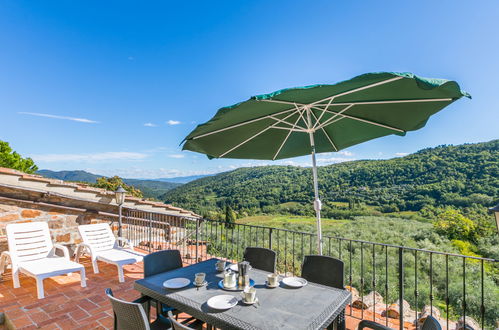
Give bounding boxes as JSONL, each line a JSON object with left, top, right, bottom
{"left": 241, "top": 297, "right": 258, "bottom": 305}
{"left": 228, "top": 264, "right": 253, "bottom": 272}
{"left": 163, "top": 278, "right": 191, "bottom": 289}
{"left": 282, "top": 277, "right": 307, "bottom": 288}
{"left": 207, "top": 295, "right": 238, "bottom": 310}
{"left": 265, "top": 281, "right": 279, "bottom": 288}
{"left": 194, "top": 280, "right": 208, "bottom": 287}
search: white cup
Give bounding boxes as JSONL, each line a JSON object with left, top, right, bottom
{"left": 267, "top": 273, "right": 279, "bottom": 286}
{"left": 195, "top": 272, "right": 206, "bottom": 285}
{"left": 241, "top": 286, "right": 256, "bottom": 303}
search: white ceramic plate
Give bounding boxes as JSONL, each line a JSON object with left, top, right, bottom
{"left": 228, "top": 264, "right": 253, "bottom": 272}
{"left": 207, "top": 295, "right": 238, "bottom": 310}
{"left": 163, "top": 278, "right": 191, "bottom": 289}
{"left": 282, "top": 277, "right": 307, "bottom": 288}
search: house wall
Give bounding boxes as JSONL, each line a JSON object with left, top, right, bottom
{"left": 0, "top": 198, "right": 113, "bottom": 254}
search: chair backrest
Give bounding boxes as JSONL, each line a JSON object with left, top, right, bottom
{"left": 78, "top": 223, "right": 116, "bottom": 252}
{"left": 301, "top": 255, "right": 344, "bottom": 289}
{"left": 168, "top": 310, "right": 193, "bottom": 330}
{"left": 106, "top": 288, "right": 149, "bottom": 330}
{"left": 6, "top": 222, "right": 54, "bottom": 263}
{"left": 358, "top": 320, "right": 393, "bottom": 330}
{"left": 143, "top": 249, "right": 183, "bottom": 278}
{"left": 243, "top": 247, "right": 277, "bottom": 273}
{"left": 422, "top": 315, "right": 442, "bottom": 330}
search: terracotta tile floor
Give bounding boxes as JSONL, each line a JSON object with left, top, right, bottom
{"left": 0, "top": 251, "right": 412, "bottom": 330}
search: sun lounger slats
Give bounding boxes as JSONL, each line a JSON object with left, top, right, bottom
{"left": 76, "top": 223, "right": 144, "bottom": 282}
{"left": 5, "top": 222, "right": 86, "bottom": 299}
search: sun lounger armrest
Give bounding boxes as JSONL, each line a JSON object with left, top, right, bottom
{"left": 116, "top": 237, "right": 133, "bottom": 249}
{"left": 74, "top": 243, "right": 96, "bottom": 262}
{"left": 53, "top": 244, "right": 70, "bottom": 259}
{"left": 0, "top": 251, "right": 12, "bottom": 275}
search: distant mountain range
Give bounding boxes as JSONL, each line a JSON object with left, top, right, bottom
{"left": 37, "top": 170, "right": 102, "bottom": 183}
{"left": 154, "top": 175, "right": 211, "bottom": 184}
{"left": 36, "top": 169, "right": 187, "bottom": 200}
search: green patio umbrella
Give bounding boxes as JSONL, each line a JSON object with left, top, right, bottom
{"left": 182, "top": 72, "right": 470, "bottom": 254}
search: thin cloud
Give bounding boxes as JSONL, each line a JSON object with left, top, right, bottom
{"left": 144, "top": 123, "right": 157, "bottom": 127}
{"left": 86, "top": 167, "right": 217, "bottom": 179}
{"left": 316, "top": 157, "right": 355, "bottom": 165}
{"left": 395, "top": 152, "right": 409, "bottom": 157}
{"left": 167, "top": 120, "right": 181, "bottom": 125}
{"left": 337, "top": 150, "right": 353, "bottom": 156}
{"left": 31, "top": 152, "right": 148, "bottom": 163}
{"left": 168, "top": 154, "right": 185, "bottom": 159}
{"left": 18, "top": 112, "right": 98, "bottom": 123}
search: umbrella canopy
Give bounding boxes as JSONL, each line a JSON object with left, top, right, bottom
{"left": 182, "top": 72, "right": 470, "bottom": 253}
{"left": 183, "top": 72, "right": 469, "bottom": 159}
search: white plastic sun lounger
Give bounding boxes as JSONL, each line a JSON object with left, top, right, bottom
{"left": 2, "top": 222, "right": 86, "bottom": 299}
{"left": 75, "top": 223, "right": 144, "bottom": 282}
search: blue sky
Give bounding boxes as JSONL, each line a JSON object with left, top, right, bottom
{"left": 1, "top": 1, "right": 497, "bottom": 179}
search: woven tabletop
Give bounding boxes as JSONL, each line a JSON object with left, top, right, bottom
{"left": 134, "top": 258, "right": 351, "bottom": 330}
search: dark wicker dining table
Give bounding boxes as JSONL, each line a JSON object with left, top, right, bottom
{"left": 134, "top": 258, "right": 351, "bottom": 330}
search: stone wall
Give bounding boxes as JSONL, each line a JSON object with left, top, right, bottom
{"left": 0, "top": 198, "right": 115, "bottom": 253}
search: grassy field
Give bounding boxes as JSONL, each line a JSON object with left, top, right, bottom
{"left": 237, "top": 214, "right": 434, "bottom": 248}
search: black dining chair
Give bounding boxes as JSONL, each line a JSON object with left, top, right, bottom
{"left": 106, "top": 288, "right": 171, "bottom": 330}
{"left": 243, "top": 247, "right": 277, "bottom": 273}
{"left": 358, "top": 320, "right": 393, "bottom": 330}
{"left": 301, "top": 254, "right": 344, "bottom": 289}
{"left": 143, "top": 250, "right": 183, "bottom": 318}
{"left": 358, "top": 315, "right": 442, "bottom": 330}
{"left": 143, "top": 249, "right": 183, "bottom": 277}
{"left": 421, "top": 315, "right": 442, "bottom": 330}
{"left": 301, "top": 255, "right": 345, "bottom": 330}
{"left": 167, "top": 311, "right": 204, "bottom": 330}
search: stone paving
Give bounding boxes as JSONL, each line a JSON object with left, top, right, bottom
{"left": 0, "top": 252, "right": 413, "bottom": 329}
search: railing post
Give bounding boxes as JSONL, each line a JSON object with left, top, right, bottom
{"left": 148, "top": 212, "right": 152, "bottom": 253}
{"left": 398, "top": 247, "right": 404, "bottom": 330}
{"left": 195, "top": 218, "right": 200, "bottom": 262}
{"left": 268, "top": 228, "right": 273, "bottom": 250}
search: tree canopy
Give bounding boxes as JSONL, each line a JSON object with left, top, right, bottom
{"left": 91, "top": 176, "right": 144, "bottom": 198}
{"left": 0, "top": 140, "right": 38, "bottom": 174}
{"left": 162, "top": 140, "right": 498, "bottom": 218}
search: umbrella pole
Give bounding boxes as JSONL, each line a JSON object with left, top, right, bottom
{"left": 306, "top": 108, "right": 323, "bottom": 255}
{"left": 310, "top": 149, "right": 323, "bottom": 255}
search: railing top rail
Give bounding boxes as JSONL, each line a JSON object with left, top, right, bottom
{"left": 125, "top": 209, "right": 199, "bottom": 221}
{"left": 201, "top": 218, "right": 499, "bottom": 263}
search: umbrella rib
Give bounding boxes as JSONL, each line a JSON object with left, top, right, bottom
{"left": 217, "top": 109, "right": 301, "bottom": 158}
{"left": 310, "top": 76, "right": 404, "bottom": 105}
{"left": 258, "top": 76, "right": 404, "bottom": 107}
{"left": 268, "top": 114, "right": 308, "bottom": 131}
{"left": 313, "top": 106, "right": 405, "bottom": 133}
{"left": 313, "top": 104, "right": 354, "bottom": 131}
{"left": 313, "top": 98, "right": 452, "bottom": 107}
{"left": 309, "top": 109, "right": 338, "bottom": 152}
{"left": 272, "top": 127, "right": 307, "bottom": 132}
{"left": 260, "top": 97, "right": 452, "bottom": 108}
{"left": 191, "top": 107, "right": 300, "bottom": 140}
{"left": 312, "top": 97, "right": 334, "bottom": 130}
{"left": 272, "top": 109, "right": 304, "bottom": 160}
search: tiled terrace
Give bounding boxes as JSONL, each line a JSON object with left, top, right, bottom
{"left": 0, "top": 250, "right": 413, "bottom": 330}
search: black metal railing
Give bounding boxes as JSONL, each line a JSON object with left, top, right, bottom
{"left": 115, "top": 210, "right": 498, "bottom": 329}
